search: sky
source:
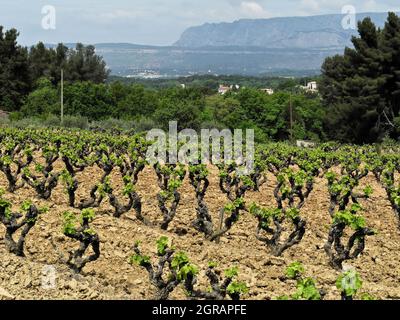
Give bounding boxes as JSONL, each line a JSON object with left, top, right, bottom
{"left": 1, "top": 0, "right": 400, "bottom": 46}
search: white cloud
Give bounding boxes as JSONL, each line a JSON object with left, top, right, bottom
{"left": 98, "top": 10, "right": 141, "bottom": 20}
{"left": 363, "top": 0, "right": 378, "bottom": 11}
{"left": 300, "top": 0, "right": 320, "bottom": 12}
{"left": 240, "top": 1, "right": 270, "bottom": 17}
{"left": 298, "top": 0, "right": 360, "bottom": 16}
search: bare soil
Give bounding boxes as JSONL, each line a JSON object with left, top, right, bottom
{"left": 0, "top": 163, "right": 399, "bottom": 300}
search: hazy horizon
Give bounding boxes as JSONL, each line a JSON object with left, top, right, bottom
{"left": 1, "top": 0, "right": 400, "bottom": 46}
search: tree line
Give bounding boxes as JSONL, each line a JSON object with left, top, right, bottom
{"left": 16, "top": 79, "right": 325, "bottom": 143}
{"left": 107, "top": 74, "right": 313, "bottom": 92}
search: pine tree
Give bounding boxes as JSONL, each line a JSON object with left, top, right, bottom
{"left": 0, "top": 27, "right": 31, "bottom": 111}
{"left": 381, "top": 12, "right": 400, "bottom": 137}
{"left": 28, "top": 42, "right": 55, "bottom": 84}
{"left": 321, "top": 15, "right": 399, "bottom": 143}
{"left": 346, "top": 18, "right": 386, "bottom": 142}
{"left": 65, "top": 44, "right": 109, "bottom": 83}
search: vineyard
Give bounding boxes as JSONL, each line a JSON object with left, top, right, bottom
{"left": 0, "top": 127, "right": 400, "bottom": 300}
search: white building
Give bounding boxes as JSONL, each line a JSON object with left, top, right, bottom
{"left": 307, "top": 81, "right": 318, "bottom": 92}
{"left": 218, "top": 85, "right": 231, "bottom": 95}
{"left": 260, "top": 88, "right": 274, "bottom": 95}
{"left": 299, "top": 81, "right": 318, "bottom": 93}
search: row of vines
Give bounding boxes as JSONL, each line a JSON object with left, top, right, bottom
{"left": 0, "top": 128, "right": 399, "bottom": 300}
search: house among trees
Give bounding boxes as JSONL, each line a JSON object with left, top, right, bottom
{"left": 218, "top": 84, "right": 240, "bottom": 95}
{"left": 260, "top": 88, "right": 274, "bottom": 95}
{"left": 303, "top": 81, "right": 318, "bottom": 93}
{"left": 307, "top": 81, "right": 318, "bottom": 92}
{"left": 218, "top": 85, "right": 231, "bottom": 95}
{"left": 297, "top": 81, "right": 318, "bottom": 93}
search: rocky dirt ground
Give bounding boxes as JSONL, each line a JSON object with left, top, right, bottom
{"left": 0, "top": 163, "right": 399, "bottom": 300}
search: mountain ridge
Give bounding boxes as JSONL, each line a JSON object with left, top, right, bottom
{"left": 174, "top": 12, "right": 395, "bottom": 49}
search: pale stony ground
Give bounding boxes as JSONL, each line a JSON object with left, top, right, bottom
{"left": 0, "top": 164, "right": 399, "bottom": 300}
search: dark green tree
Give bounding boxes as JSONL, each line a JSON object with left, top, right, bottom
{"left": 28, "top": 42, "right": 109, "bottom": 86}
{"left": 154, "top": 88, "right": 204, "bottom": 130}
{"left": 381, "top": 12, "right": 400, "bottom": 137}
{"left": 28, "top": 42, "right": 55, "bottom": 84}
{"left": 63, "top": 81, "right": 115, "bottom": 120}
{"left": 321, "top": 13, "right": 400, "bottom": 143}
{"left": 65, "top": 44, "right": 109, "bottom": 84}
{"left": 20, "top": 78, "right": 59, "bottom": 116}
{"left": 117, "top": 84, "right": 158, "bottom": 119}
{"left": 0, "top": 27, "right": 30, "bottom": 111}
{"left": 49, "top": 43, "right": 68, "bottom": 84}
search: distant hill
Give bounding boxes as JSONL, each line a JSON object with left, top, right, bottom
{"left": 46, "top": 12, "right": 396, "bottom": 77}
{"left": 174, "top": 12, "right": 392, "bottom": 49}
{"left": 92, "top": 45, "right": 332, "bottom": 77}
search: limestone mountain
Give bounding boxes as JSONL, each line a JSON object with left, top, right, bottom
{"left": 174, "top": 12, "right": 391, "bottom": 49}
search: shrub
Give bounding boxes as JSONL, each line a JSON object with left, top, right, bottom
{"left": 336, "top": 269, "right": 375, "bottom": 300}
{"left": 62, "top": 115, "right": 89, "bottom": 129}
{"left": 278, "top": 262, "right": 323, "bottom": 300}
